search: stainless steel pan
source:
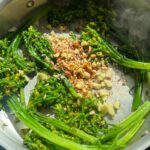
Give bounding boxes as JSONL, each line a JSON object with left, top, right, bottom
{"left": 0, "top": 1, "right": 150, "bottom": 150}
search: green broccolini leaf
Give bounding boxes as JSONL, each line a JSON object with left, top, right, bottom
{"left": 22, "top": 26, "right": 54, "bottom": 72}
{"left": 0, "top": 38, "right": 10, "bottom": 56}
{"left": 10, "top": 34, "right": 35, "bottom": 73}
{"left": 28, "top": 75, "right": 72, "bottom": 109}
{"left": 0, "top": 36, "right": 35, "bottom": 100}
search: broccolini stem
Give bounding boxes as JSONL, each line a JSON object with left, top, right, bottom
{"left": 117, "top": 119, "right": 144, "bottom": 146}
{"left": 146, "top": 71, "right": 150, "bottom": 86}
{"left": 33, "top": 112, "right": 99, "bottom": 144}
{"left": 118, "top": 100, "right": 150, "bottom": 128}
{"left": 61, "top": 77, "right": 81, "bottom": 99}
{"left": 132, "top": 71, "right": 144, "bottom": 110}
{"left": 99, "top": 100, "right": 150, "bottom": 142}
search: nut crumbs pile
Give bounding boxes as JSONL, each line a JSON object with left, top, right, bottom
{"left": 47, "top": 32, "right": 112, "bottom": 98}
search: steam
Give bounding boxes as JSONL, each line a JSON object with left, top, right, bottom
{"left": 113, "top": 0, "right": 150, "bottom": 52}
{"left": 119, "top": 9, "right": 150, "bottom": 40}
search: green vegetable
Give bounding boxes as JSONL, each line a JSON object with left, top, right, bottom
{"left": 0, "top": 35, "right": 35, "bottom": 100}
{"left": 9, "top": 34, "right": 35, "bottom": 72}
{"left": 8, "top": 96, "right": 93, "bottom": 150}
{"left": 61, "top": 76, "right": 81, "bottom": 99}
{"left": 47, "top": 0, "right": 113, "bottom": 36}
{"left": 8, "top": 95, "right": 150, "bottom": 150}
{"left": 28, "top": 75, "right": 107, "bottom": 136}
{"left": 116, "top": 119, "right": 144, "bottom": 146}
{"left": 99, "top": 100, "right": 150, "bottom": 144}
{"left": 81, "top": 25, "right": 150, "bottom": 70}
{"left": 22, "top": 26, "right": 54, "bottom": 72}
{"left": 106, "top": 23, "right": 148, "bottom": 110}
{"left": 132, "top": 71, "right": 144, "bottom": 110}
{"left": 146, "top": 71, "right": 150, "bottom": 86}
{"left": 32, "top": 113, "right": 98, "bottom": 144}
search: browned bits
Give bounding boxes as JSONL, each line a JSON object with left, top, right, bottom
{"left": 65, "top": 70, "right": 72, "bottom": 78}
{"left": 72, "top": 42, "right": 80, "bottom": 49}
{"left": 56, "top": 57, "right": 61, "bottom": 63}
{"left": 46, "top": 32, "right": 112, "bottom": 99}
